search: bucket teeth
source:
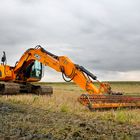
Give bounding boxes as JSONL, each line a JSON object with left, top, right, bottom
{"left": 78, "top": 94, "right": 140, "bottom": 109}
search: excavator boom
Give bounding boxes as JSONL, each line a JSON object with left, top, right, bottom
{"left": 13, "top": 45, "right": 105, "bottom": 95}
{"left": 0, "top": 45, "right": 140, "bottom": 109}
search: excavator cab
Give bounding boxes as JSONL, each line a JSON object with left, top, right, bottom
{"left": 24, "top": 60, "right": 43, "bottom": 82}
{"left": 30, "top": 60, "right": 42, "bottom": 79}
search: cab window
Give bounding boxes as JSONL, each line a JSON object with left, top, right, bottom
{"left": 30, "top": 61, "right": 42, "bottom": 79}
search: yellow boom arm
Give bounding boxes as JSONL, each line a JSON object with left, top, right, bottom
{"left": 14, "top": 45, "right": 110, "bottom": 95}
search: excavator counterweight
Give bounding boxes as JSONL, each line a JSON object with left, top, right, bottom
{"left": 0, "top": 45, "right": 140, "bottom": 110}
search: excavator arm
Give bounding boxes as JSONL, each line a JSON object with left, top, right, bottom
{"left": 14, "top": 45, "right": 110, "bottom": 95}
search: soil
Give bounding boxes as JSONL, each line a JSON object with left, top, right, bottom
{"left": 0, "top": 102, "right": 140, "bottom": 140}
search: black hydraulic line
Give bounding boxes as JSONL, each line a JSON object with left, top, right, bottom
{"left": 75, "top": 65, "right": 97, "bottom": 81}
{"left": 37, "top": 45, "right": 58, "bottom": 59}
{"left": 62, "top": 72, "right": 73, "bottom": 82}
{"left": 61, "top": 67, "right": 75, "bottom": 82}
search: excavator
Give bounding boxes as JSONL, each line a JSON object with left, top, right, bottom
{"left": 0, "top": 45, "right": 140, "bottom": 109}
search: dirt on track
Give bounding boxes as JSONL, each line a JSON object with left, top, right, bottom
{"left": 0, "top": 102, "right": 140, "bottom": 140}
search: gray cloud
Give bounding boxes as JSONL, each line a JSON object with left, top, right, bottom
{"left": 0, "top": 0, "right": 140, "bottom": 81}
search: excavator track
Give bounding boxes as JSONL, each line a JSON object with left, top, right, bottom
{"left": 0, "top": 82, "right": 20, "bottom": 95}
{"left": 29, "top": 84, "right": 53, "bottom": 95}
{"left": 78, "top": 94, "right": 140, "bottom": 110}
{"left": 0, "top": 82, "right": 53, "bottom": 95}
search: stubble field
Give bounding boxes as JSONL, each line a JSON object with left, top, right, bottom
{"left": 0, "top": 82, "right": 140, "bottom": 140}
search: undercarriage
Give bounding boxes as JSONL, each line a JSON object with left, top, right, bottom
{"left": 0, "top": 82, "right": 53, "bottom": 95}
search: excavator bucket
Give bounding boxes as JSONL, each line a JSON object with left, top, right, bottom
{"left": 78, "top": 94, "right": 140, "bottom": 110}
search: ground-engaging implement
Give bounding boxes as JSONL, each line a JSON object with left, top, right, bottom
{"left": 0, "top": 45, "right": 140, "bottom": 109}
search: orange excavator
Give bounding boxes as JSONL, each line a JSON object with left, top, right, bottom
{"left": 0, "top": 45, "right": 140, "bottom": 109}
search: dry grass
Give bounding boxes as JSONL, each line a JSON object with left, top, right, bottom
{"left": 1, "top": 82, "right": 140, "bottom": 124}
{"left": 0, "top": 82, "right": 140, "bottom": 139}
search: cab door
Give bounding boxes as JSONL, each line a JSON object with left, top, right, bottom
{"left": 25, "top": 60, "right": 43, "bottom": 82}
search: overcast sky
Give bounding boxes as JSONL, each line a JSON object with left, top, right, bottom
{"left": 0, "top": 0, "right": 140, "bottom": 81}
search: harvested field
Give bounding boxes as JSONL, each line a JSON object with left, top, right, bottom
{"left": 0, "top": 82, "right": 140, "bottom": 140}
